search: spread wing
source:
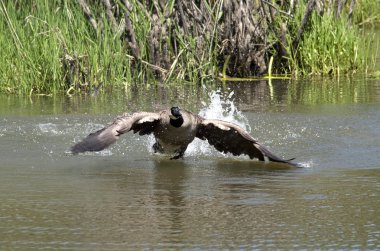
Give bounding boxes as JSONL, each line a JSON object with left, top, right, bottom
{"left": 196, "top": 119, "right": 295, "bottom": 165}
{"left": 71, "top": 112, "right": 160, "bottom": 154}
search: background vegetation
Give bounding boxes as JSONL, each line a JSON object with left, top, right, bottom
{"left": 0, "top": 0, "right": 379, "bottom": 95}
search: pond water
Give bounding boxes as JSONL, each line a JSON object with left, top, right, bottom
{"left": 0, "top": 78, "right": 380, "bottom": 250}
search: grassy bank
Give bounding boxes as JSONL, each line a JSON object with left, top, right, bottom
{"left": 0, "top": 1, "right": 131, "bottom": 94}
{"left": 285, "top": 0, "right": 377, "bottom": 76}
{"left": 0, "top": 0, "right": 379, "bottom": 95}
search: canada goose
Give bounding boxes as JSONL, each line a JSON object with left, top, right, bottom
{"left": 71, "top": 107, "right": 296, "bottom": 165}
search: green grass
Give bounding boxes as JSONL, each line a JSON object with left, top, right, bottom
{"left": 0, "top": 0, "right": 378, "bottom": 95}
{"left": 354, "top": 0, "right": 380, "bottom": 26}
{"left": 284, "top": 1, "right": 375, "bottom": 76}
{"left": 0, "top": 0, "right": 219, "bottom": 94}
{"left": 0, "top": 1, "right": 133, "bottom": 94}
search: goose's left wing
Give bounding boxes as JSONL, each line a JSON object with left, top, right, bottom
{"left": 196, "top": 119, "right": 295, "bottom": 165}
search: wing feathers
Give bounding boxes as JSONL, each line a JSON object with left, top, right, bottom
{"left": 71, "top": 112, "right": 160, "bottom": 154}
{"left": 197, "top": 119, "right": 293, "bottom": 164}
{"left": 71, "top": 126, "right": 119, "bottom": 154}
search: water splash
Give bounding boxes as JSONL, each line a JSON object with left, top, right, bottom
{"left": 186, "top": 90, "right": 250, "bottom": 158}
{"left": 297, "top": 160, "right": 313, "bottom": 169}
{"left": 39, "top": 123, "right": 59, "bottom": 135}
{"left": 199, "top": 90, "right": 250, "bottom": 132}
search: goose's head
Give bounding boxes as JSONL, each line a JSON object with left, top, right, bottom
{"left": 169, "top": 107, "right": 184, "bottom": 128}
{"left": 170, "top": 106, "right": 182, "bottom": 120}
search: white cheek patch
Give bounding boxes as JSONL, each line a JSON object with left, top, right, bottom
{"left": 169, "top": 115, "right": 180, "bottom": 120}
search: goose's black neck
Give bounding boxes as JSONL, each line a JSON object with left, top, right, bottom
{"left": 170, "top": 116, "right": 184, "bottom": 128}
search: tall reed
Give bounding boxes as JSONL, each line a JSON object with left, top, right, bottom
{"left": 284, "top": 1, "right": 373, "bottom": 76}
{"left": 0, "top": 1, "right": 130, "bottom": 94}
{"left": 0, "top": 0, "right": 377, "bottom": 95}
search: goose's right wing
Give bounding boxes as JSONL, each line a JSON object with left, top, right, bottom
{"left": 71, "top": 112, "right": 160, "bottom": 154}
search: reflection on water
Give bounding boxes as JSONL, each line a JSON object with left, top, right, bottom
{"left": 287, "top": 77, "right": 380, "bottom": 104}
{"left": 1, "top": 77, "right": 380, "bottom": 116}
{"left": 0, "top": 78, "right": 380, "bottom": 249}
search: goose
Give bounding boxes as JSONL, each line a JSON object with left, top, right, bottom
{"left": 71, "top": 107, "right": 296, "bottom": 165}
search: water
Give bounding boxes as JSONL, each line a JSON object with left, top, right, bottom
{"left": 0, "top": 78, "right": 380, "bottom": 250}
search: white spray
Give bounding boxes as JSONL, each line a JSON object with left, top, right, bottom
{"left": 186, "top": 90, "right": 250, "bottom": 157}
